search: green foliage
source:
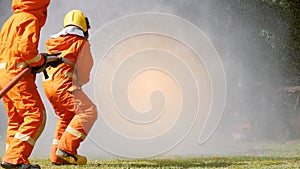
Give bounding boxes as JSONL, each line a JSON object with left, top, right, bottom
{"left": 216, "top": 0, "right": 300, "bottom": 140}
{"left": 260, "top": 0, "right": 300, "bottom": 86}
{"left": 234, "top": 0, "right": 300, "bottom": 87}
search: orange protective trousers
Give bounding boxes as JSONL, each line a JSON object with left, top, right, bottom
{"left": 0, "top": 74, "right": 46, "bottom": 165}
{"left": 43, "top": 83, "right": 97, "bottom": 162}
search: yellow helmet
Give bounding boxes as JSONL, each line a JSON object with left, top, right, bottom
{"left": 64, "top": 9, "right": 90, "bottom": 32}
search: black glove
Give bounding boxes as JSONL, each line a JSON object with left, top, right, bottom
{"left": 30, "top": 53, "right": 47, "bottom": 74}
{"left": 46, "top": 57, "right": 63, "bottom": 68}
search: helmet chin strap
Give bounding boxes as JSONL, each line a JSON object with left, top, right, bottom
{"left": 85, "top": 17, "right": 91, "bottom": 30}
{"left": 84, "top": 17, "right": 90, "bottom": 40}
{"left": 84, "top": 31, "right": 89, "bottom": 40}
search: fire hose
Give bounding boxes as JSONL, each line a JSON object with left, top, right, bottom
{"left": 0, "top": 54, "right": 66, "bottom": 98}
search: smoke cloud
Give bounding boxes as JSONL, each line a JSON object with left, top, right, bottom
{"left": 0, "top": 0, "right": 292, "bottom": 159}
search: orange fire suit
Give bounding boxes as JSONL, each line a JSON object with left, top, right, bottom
{"left": 42, "top": 29, "right": 97, "bottom": 163}
{"left": 0, "top": 0, "right": 50, "bottom": 165}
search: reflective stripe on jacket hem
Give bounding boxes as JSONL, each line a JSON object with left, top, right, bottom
{"left": 52, "top": 139, "right": 59, "bottom": 145}
{"left": 64, "top": 72, "right": 77, "bottom": 80}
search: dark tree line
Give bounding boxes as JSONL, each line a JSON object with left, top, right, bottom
{"left": 172, "top": 0, "right": 300, "bottom": 140}
{"left": 224, "top": 0, "right": 300, "bottom": 140}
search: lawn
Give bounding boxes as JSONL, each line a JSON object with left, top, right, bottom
{"left": 12, "top": 140, "right": 300, "bottom": 168}
{"left": 31, "top": 156, "right": 299, "bottom": 169}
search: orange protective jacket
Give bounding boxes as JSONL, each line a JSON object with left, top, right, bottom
{"left": 43, "top": 34, "right": 93, "bottom": 92}
{"left": 0, "top": 0, "right": 49, "bottom": 165}
{"left": 0, "top": 0, "right": 49, "bottom": 71}
{"left": 42, "top": 31, "right": 97, "bottom": 162}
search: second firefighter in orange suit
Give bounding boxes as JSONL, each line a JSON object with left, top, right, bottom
{"left": 42, "top": 10, "right": 97, "bottom": 165}
{"left": 0, "top": 0, "right": 50, "bottom": 168}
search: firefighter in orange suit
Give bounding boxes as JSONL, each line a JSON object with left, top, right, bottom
{"left": 0, "top": 0, "right": 50, "bottom": 168}
{"left": 42, "top": 9, "right": 97, "bottom": 165}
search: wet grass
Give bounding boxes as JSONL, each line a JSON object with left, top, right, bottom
{"left": 16, "top": 140, "right": 300, "bottom": 168}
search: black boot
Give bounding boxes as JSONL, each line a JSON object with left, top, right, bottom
{"left": 1, "top": 161, "right": 40, "bottom": 169}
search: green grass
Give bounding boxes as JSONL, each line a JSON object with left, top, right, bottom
{"left": 9, "top": 140, "right": 300, "bottom": 168}
{"left": 30, "top": 156, "right": 300, "bottom": 169}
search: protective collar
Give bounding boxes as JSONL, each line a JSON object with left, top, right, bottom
{"left": 51, "top": 26, "right": 85, "bottom": 38}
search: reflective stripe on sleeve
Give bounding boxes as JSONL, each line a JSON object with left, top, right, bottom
{"left": 62, "top": 58, "right": 75, "bottom": 67}
{"left": 0, "top": 62, "right": 6, "bottom": 69}
{"left": 14, "top": 132, "right": 35, "bottom": 146}
{"left": 26, "top": 53, "right": 42, "bottom": 65}
{"left": 0, "top": 62, "right": 28, "bottom": 69}
{"left": 17, "top": 62, "right": 28, "bottom": 69}
{"left": 65, "top": 126, "right": 86, "bottom": 140}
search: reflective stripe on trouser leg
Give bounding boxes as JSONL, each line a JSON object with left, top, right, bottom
{"left": 14, "top": 133, "right": 35, "bottom": 146}
{"left": 59, "top": 124, "right": 87, "bottom": 155}
{"left": 1, "top": 95, "right": 21, "bottom": 152}
{"left": 58, "top": 89, "right": 97, "bottom": 155}
{"left": 50, "top": 102, "right": 75, "bottom": 162}
{"left": 44, "top": 83, "right": 76, "bottom": 161}
{"left": 2, "top": 109, "right": 46, "bottom": 165}
{"left": 66, "top": 126, "right": 87, "bottom": 140}
{"left": 50, "top": 139, "right": 60, "bottom": 163}
{"left": 1, "top": 76, "right": 46, "bottom": 165}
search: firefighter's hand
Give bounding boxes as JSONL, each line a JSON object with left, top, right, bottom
{"left": 47, "top": 57, "right": 63, "bottom": 68}
{"left": 30, "top": 53, "right": 47, "bottom": 74}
